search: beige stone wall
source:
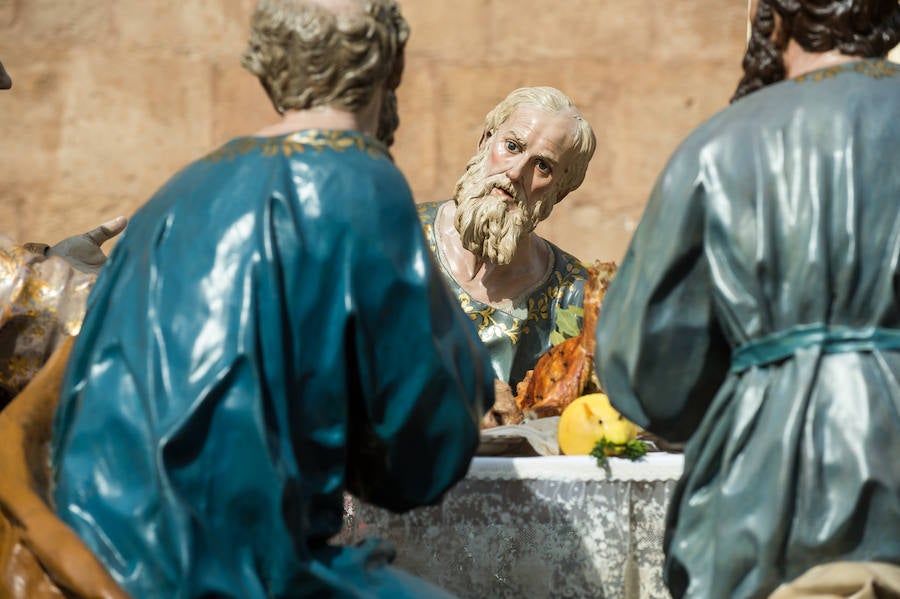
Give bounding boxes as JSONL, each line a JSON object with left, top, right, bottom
{"left": 0, "top": 0, "right": 749, "bottom": 263}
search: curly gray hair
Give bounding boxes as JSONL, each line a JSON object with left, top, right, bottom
{"left": 241, "top": 0, "right": 409, "bottom": 141}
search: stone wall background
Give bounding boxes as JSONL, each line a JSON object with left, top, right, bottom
{"left": 0, "top": 0, "right": 837, "bottom": 263}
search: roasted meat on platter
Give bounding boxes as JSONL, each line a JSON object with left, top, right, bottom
{"left": 514, "top": 261, "right": 617, "bottom": 419}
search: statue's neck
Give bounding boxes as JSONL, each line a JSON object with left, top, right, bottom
{"left": 252, "top": 96, "right": 381, "bottom": 139}
{"left": 434, "top": 202, "right": 551, "bottom": 307}
{"left": 783, "top": 40, "right": 862, "bottom": 79}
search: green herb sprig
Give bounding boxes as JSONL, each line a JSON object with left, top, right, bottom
{"left": 590, "top": 438, "right": 649, "bottom": 472}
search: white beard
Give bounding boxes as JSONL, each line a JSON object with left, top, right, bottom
{"left": 452, "top": 150, "right": 547, "bottom": 265}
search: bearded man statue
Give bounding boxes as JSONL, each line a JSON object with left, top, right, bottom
{"left": 419, "top": 86, "right": 596, "bottom": 389}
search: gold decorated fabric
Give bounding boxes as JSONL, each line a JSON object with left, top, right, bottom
{"left": 417, "top": 200, "right": 589, "bottom": 387}
{"left": 0, "top": 234, "right": 94, "bottom": 407}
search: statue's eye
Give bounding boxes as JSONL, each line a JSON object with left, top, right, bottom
{"left": 536, "top": 158, "right": 552, "bottom": 174}
{"left": 505, "top": 140, "right": 519, "bottom": 152}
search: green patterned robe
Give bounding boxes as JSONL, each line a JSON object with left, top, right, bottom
{"left": 418, "top": 200, "right": 588, "bottom": 387}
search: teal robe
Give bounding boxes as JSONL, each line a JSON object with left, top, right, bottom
{"left": 596, "top": 59, "right": 900, "bottom": 598}
{"left": 418, "top": 200, "right": 588, "bottom": 388}
{"left": 51, "top": 130, "right": 493, "bottom": 598}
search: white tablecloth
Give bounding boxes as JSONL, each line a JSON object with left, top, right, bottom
{"left": 340, "top": 453, "right": 683, "bottom": 599}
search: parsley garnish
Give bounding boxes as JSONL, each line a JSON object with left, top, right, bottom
{"left": 590, "top": 438, "right": 649, "bottom": 471}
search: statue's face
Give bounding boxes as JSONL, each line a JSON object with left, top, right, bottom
{"left": 481, "top": 106, "right": 575, "bottom": 217}
{"left": 0, "top": 62, "right": 11, "bottom": 90}
{"left": 453, "top": 106, "right": 576, "bottom": 265}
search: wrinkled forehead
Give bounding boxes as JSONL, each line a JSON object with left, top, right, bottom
{"left": 501, "top": 106, "right": 579, "bottom": 161}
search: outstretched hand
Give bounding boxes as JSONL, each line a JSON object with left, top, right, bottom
{"left": 47, "top": 216, "right": 128, "bottom": 275}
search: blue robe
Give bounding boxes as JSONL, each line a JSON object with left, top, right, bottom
{"left": 418, "top": 200, "right": 588, "bottom": 387}
{"left": 51, "top": 130, "right": 493, "bottom": 598}
{"left": 596, "top": 59, "right": 900, "bottom": 598}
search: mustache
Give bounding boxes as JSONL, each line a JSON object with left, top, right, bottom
{"left": 454, "top": 168, "right": 534, "bottom": 265}
{"left": 474, "top": 173, "right": 522, "bottom": 207}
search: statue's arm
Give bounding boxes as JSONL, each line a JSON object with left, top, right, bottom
{"left": 344, "top": 200, "right": 493, "bottom": 512}
{"left": 595, "top": 152, "right": 730, "bottom": 442}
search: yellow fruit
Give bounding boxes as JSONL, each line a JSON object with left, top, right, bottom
{"left": 557, "top": 393, "right": 637, "bottom": 456}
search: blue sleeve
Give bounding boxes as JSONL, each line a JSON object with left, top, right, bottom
{"left": 344, "top": 180, "right": 493, "bottom": 512}
{"left": 595, "top": 149, "right": 729, "bottom": 442}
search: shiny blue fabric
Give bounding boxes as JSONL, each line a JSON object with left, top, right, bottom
{"left": 50, "top": 130, "right": 493, "bottom": 598}
{"left": 596, "top": 60, "right": 900, "bottom": 599}
{"left": 731, "top": 324, "right": 900, "bottom": 373}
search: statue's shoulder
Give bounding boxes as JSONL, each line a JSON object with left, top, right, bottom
{"left": 201, "top": 130, "right": 390, "bottom": 165}
{"left": 415, "top": 200, "right": 446, "bottom": 227}
{"left": 416, "top": 200, "right": 450, "bottom": 223}
{"left": 547, "top": 242, "right": 589, "bottom": 288}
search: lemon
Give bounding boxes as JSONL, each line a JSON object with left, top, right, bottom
{"left": 557, "top": 393, "right": 637, "bottom": 456}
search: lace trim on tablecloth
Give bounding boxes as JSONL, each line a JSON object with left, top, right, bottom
{"left": 468, "top": 454, "right": 684, "bottom": 482}
{"left": 341, "top": 475, "right": 677, "bottom": 599}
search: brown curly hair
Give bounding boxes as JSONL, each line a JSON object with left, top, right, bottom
{"left": 241, "top": 0, "right": 409, "bottom": 143}
{"left": 732, "top": 0, "right": 900, "bottom": 102}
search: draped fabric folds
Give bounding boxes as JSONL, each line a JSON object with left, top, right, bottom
{"left": 51, "top": 130, "right": 493, "bottom": 598}
{"left": 596, "top": 60, "right": 900, "bottom": 598}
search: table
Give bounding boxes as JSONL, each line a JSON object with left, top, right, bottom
{"left": 339, "top": 453, "right": 683, "bottom": 599}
